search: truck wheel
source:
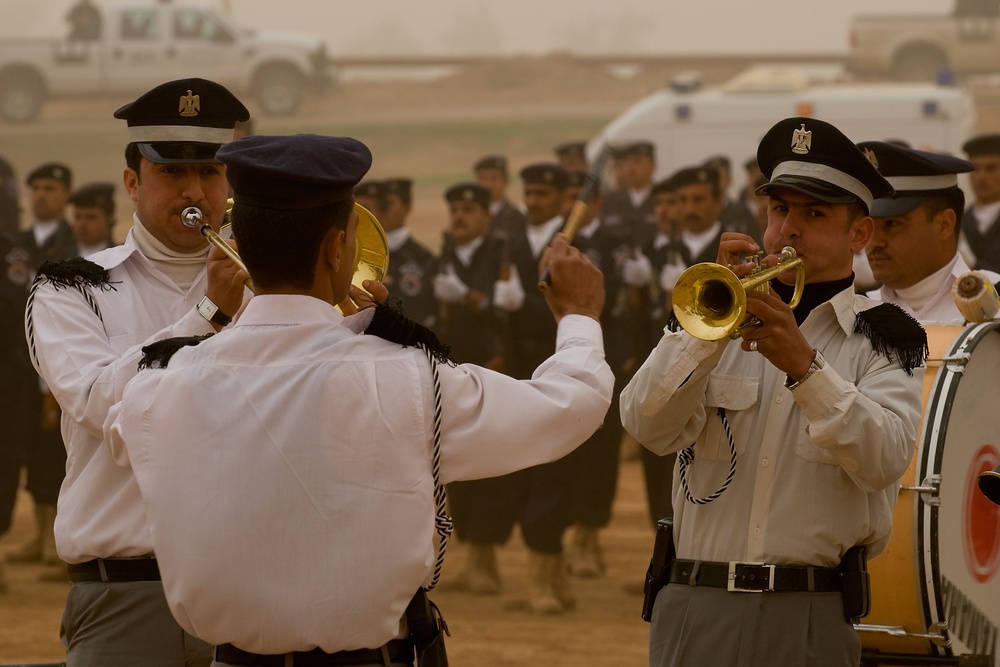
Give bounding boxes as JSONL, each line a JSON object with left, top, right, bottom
{"left": 892, "top": 46, "right": 947, "bottom": 82}
{"left": 0, "top": 69, "right": 45, "bottom": 123}
{"left": 254, "top": 64, "right": 304, "bottom": 116}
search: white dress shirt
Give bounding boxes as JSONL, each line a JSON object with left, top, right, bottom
{"left": 106, "top": 294, "right": 613, "bottom": 654}
{"left": 26, "top": 229, "right": 220, "bottom": 563}
{"left": 867, "top": 253, "right": 1000, "bottom": 323}
{"left": 621, "top": 286, "right": 923, "bottom": 566}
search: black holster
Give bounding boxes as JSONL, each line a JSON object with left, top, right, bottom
{"left": 838, "top": 545, "right": 870, "bottom": 623}
{"left": 641, "top": 517, "right": 675, "bottom": 622}
{"left": 405, "top": 588, "right": 449, "bottom": 667}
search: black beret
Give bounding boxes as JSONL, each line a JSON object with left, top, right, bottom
{"left": 613, "top": 141, "right": 655, "bottom": 160}
{"left": 755, "top": 117, "right": 893, "bottom": 215}
{"left": 963, "top": 133, "right": 1000, "bottom": 158}
{"left": 857, "top": 141, "right": 973, "bottom": 217}
{"left": 382, "top": 178, "right": 412, "bottom": 202}
{"left": 115, "top": 78, "right": 249, "bottom": 164}
{"left": 554, "top": 141, "right": 587, "bottom": 160}
{"left": 520, "top": 163, "right": 570, "bottom": 189}
{"left": 651, "top": 177, "right": 676, "bottom": 195}
{"left": 217, "top": 134, "right": 372, "bottom": 210}
{"left": 70, "top": 182, "right": 115, "bottom": 215}
{"left": 703, "top": 154, "right": 731, "bottom": 172}
{"left": 27, "top": 162, "right": 72, "bottom": 189}
{"left": 444, "top": 182, "right": 490, "bottom": 209}
{"left": 670, "top": 166, "right": 719, "bottom": 191}
{"left": 743, "top": 156, "right": 759, "bottom": 172}
{"left": 354, "top": 180, "right": 384, "bottom": 200}
{"left": 474, "top": 155, "right": 508, "bottom": 175}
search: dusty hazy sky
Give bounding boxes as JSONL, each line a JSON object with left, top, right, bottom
{"left": 2, "top": 0, "right": 949, "bottom": 55}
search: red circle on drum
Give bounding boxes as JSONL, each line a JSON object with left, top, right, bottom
{"left": 963, "top": 445, "right": 1000, "bottom": 583}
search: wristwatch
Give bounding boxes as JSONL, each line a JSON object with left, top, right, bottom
{"left": 785, "top": 349, "right": 825, "bottom": 390}
{"left": 197, "top": 296, "right": 232, "bottom": 327}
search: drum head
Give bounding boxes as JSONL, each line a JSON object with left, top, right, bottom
{"left": 920, "top": 322, "right": 1000, "bottom": 657}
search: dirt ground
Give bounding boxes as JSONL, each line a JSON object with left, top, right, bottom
{"left": 3, "top": 54, "right": 1000, "bottom": 666}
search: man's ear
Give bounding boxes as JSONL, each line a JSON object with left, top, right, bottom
{"left": 934, "top": 208, "right": 958, "bottom": 242}
{"left": 324, "top": 226, "right": 346, "bottom": 272}
{"left": 849, "top": 215, "right": 874, "bottom": 254}
{"left": 123, "top": 168, "right": 139, "bottom": 202}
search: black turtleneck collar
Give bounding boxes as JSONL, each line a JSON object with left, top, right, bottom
{"left": 771, "top": 274, "right": 855, "bottom": 326}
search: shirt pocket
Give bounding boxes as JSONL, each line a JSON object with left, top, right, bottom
{"left": 793, "top": 426, "right": 841, "bottom": 466}
{"left": 699, "top": 373, "right": 758, "bottom": 461}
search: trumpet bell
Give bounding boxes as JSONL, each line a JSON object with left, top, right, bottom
{"left": 353, "top": 204, "right": 389, "bottom": 289}
{"left": 672, "top": 264, "right": 746, "bottom": 341}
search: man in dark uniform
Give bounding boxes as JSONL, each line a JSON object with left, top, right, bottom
{"left": 668, "top": 165, "right": 727, "bottom": 266}
{"left": 602, "top": 141, "right": 658, "bottom": 230}
{"left": 0, "top": 232, "right": 34, "bottom": 593}
{"left": 490, "top": 162, "right": 580, "bottom": 613}
{"left": 554, "top": 140, "right": 589, "bottom": 174}
{"left": 8, "top": 162, "right": 78, "bottom": 568}
{"left": 961, "top": 133, "right": 1000, "bottom": 273}
{"left": 69, "top": 182, "right": 117, "bottom": 257}
{"left": 473, "top": 154, "right": 527, "bottom": 239}
{"left": 379, "top": 177, "right": 438, "bottom": 328}
{"left": 433, "top": 182, "right": 509, "bottom": 594}
{"left": 703, "top": 154, "right": 759, "bottom": 242}
{"left": 0, "top": 154, "right": 18, "bottom": 235}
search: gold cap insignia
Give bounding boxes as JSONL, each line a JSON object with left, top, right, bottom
{"left": 179, "top": 90, "right": 201, "bottom": 117}
{"left": 544, "top": 170, "right": 553, "bottom": 182}
{"left": 462, "top": 188, "right": 474, "bottom": 201}
{"left": 862, "top": 147, "right": 878, "bottom": 169}
{"left": 791, "top": 123, "right": 812, "bottom": 155}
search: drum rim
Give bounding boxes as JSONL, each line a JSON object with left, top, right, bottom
{"left": 917, "top": 321, "right": 1000, "bottom": 657}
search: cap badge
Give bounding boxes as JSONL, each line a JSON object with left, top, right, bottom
{"left": 862, "top": 147, "right": 878, "bottom": 169}
{"left": 53, "top": 167, "right": 63, "bottom": 179}
{"left": 791, "top": 123, "right": 812, "bottom": 155}
{"left": 544, "top": 171, "right": 553, "bottom": 182}
{"left": 462, "top": 188, "right": 474, "bottom": 201}
{"left": 178, "top": 90, "right": 201, "bottom": 117}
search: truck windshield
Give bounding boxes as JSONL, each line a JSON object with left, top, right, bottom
{"left": 174, "top": 9, "right": 233, "bottom": 43}
{"left": 120, "top": 9, "right": 159, "bottom": 41}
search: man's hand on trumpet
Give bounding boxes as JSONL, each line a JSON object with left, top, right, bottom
{"left": 338, "top": 279, "right": 389, "bottom": 316}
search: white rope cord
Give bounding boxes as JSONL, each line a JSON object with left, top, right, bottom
{"left": 678, "top": 407, "right": 738, "bottom": 505}
{"left": 25, "top": 273, "right": 104, "bottom": 368}
{"left": 419, "top": 342, "right": 453, "bottom": 590}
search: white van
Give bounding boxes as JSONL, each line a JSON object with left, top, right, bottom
{"left": 590, "top": 65, "right": 977, "bottom": 196}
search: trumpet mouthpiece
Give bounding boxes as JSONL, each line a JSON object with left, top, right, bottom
{"left": 180, "top": 206, "right": 203, "bottom": 229}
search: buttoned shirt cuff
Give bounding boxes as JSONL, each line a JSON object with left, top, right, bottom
{"left": 182, "top": 305, "right": 220, "bottom": 336}
{"left": 789, "top": 363, "right": 842, "bottom": 422}
{"left": 557, "top": 314, "right": 604, "bottom": 350}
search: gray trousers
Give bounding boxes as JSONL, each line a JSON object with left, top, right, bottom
{"left": 61, "top": 580, "right": 212, "bottom": 667}
{"left": 649, "top": 584, "right": 860, "bottom": 667}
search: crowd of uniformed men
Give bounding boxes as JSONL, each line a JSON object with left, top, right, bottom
{"left": 3, "top": 91, "right": 1000, "bottom": 647}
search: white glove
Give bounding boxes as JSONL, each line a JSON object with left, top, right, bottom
{"left": 659, "top": 262, "right": 687, "bottom": 293}
{"left": 493, "top": 266, "right": 525, "bottom": 312}
{"left": 433, "top": 265, "right": 469, "bottom": 304}
{"left": 621, "top": 252, "right": 653, "bottom": 287}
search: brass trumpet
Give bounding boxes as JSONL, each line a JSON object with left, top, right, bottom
{"left": 180, "top": 200, "right": 390, "bottom": 297}
{"left": 671, "top": 246, "right": 805, "bottom": 341}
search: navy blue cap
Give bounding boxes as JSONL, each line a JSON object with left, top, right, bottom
{"left": 520, "top": 163, "right": 570, "bottom": 189}
{"left": 963, "top": 133, "right": 1000, "bottom": 158}
{"left": 382, "top": 178, "right": 412, "bottom": 202}
{"left": 670, "top": 166, "right": 719, "bottom": 191}
{"left": 70, "top": 182, "right": 115, "bottom": 215}
{"left": 354, "top": 180, "right": 385, "bottom": 201}
{"left": 114, "top": 78, "right": 249, "bottom": 164}
{"left": 444, "top": 182, "right": 490, "bottom": 209}
{"left": 652, "top": 177, "right": 676, "bottom": 195}
{"left": 27, "top": 162, "right": 72, "bottom": 189}
{"left": 474, "top": 155, "right": 508, "bottom": 175}
{"left": 554, "top": 141, "right": 587, "bottom": 160}
{"left": 217, "top": 134, "right": 372, "bottom": 210}
{"left": 613, "top": 141, "right": 655, "bottom": 160}
{"left": 857, "top": 141, "right": 973, "bottom": 217}
{"left": 755, "top": 117, "right": 893, "bottom": 215}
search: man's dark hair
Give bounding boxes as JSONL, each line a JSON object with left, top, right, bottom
{"left": 232, "top": 198, "right": 355, "bottom": 290}
{"left": 124, "top": 143, "right": 142, "bottom": 176}
{"left": 921, "top": 190, "right": 966, "bottom": 241}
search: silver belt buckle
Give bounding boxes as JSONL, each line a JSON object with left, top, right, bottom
{"left": 727, "top": 561, "right": 775, "bottom": 592}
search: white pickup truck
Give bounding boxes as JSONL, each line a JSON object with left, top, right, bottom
{"left": 847, "top": 0, "right": 1000, "bottom": 81}
{"left": 0, "top": 2, "right": 332, "bottom": 122}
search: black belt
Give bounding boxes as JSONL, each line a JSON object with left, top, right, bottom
{"left": 215, "top": 639, "right": 414, "bottom": 667}
{"left": 668, "top": 558, "right": 842, "bottom": 593}
{"left": 68, "top": 557, "right": 160, "bottom": 582}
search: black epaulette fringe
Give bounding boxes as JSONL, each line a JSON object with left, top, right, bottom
{"left": 138, "top": 335, "right": 214, "bottom": 370}
{"left": 365, "top": 298, "right": 453, "bottom": 365}
{"left": 854, "top": 303, "right": 928, "bottom": 376}
{"left": 665, "top": 311, "right": 682, "bottom": 333}
{"left": 37, "top": 257, "right": 117, "bottom": 291}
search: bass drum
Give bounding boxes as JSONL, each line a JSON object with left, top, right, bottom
{"left": 859, "top": 322, "right": 1000, "bottom": 662}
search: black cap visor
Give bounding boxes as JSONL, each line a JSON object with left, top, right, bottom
{"left": 137, "top": 142, "right": 223, "bottom": 165}
{"left": 755, "top": 175, "right": 865, "bottom": 211}
{"left": 870, "top": 195, "right": 926, "bottom": 218}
